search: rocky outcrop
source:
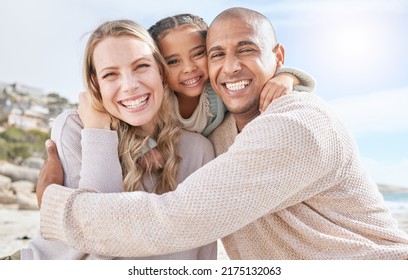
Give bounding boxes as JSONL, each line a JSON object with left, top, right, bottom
{"left": 0, "top": 172, "right": 38, "bottom": 210}
{"left": 0, "top": 161, "right": 40, "bottom": 183}
{"left": 378, "top": 183, "right": 408, "bottom": 193}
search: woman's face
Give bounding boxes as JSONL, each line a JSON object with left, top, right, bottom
{"left": 93, "top": 35, "right": 164, "bottom": 135}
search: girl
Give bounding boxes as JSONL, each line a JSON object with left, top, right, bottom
{"left": 21, "top": 19, "right": 217, "bottom": 260}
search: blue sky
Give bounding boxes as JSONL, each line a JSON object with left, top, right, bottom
{"left": 1, "top": 0, "right": 407, "bottom": 187}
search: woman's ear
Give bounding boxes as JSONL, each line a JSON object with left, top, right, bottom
{"left": 274, "top": 44, "right": 285, "bottom": 67}
{"left": 91, "top": 73, "right": 97, "bottom": 86}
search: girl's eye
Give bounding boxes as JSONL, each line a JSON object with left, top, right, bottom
{"left": 193, "top": 50, "right": 206, "bottom": 58}
{"left": 167, "top": 59, "right": 179, "bottom": 66}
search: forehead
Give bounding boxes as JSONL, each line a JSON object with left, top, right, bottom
{"left": 93, "top": 36, "right": 155, "bottom": 70}
{"left": 94, "top": 36, "right": 152, "bottom": 59}
{"left": 160, "top": 26, "right": 205, "bottom": 46}
{"left": 207, "top": 18, "right": 260, "bottom": 49}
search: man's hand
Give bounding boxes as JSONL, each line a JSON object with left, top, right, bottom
{"left": 36, "top": 139, "right": 64, "bottom": 208}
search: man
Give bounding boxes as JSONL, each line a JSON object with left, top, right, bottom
{"left": 37, "top": 7, "right": 408, "bottom": 259}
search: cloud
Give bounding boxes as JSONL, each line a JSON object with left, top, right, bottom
{"left": 328, "top": 87, "right": 408, "bottom": 136}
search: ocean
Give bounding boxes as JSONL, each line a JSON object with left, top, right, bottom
{"left": 382, "top": 192, "right": 408, "bottom": 212}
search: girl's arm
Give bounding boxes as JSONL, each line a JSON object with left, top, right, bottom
{"left": 259, "top": 67, "right": 316, "bottom": 112}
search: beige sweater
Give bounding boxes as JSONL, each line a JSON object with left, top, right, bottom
{"left": 40, "top": 93, "right": 408, "bottom": 259}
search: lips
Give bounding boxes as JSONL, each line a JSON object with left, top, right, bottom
{"left": 120, "top": 95, "right": 149, "bottom": 109}
{"left": 224, "top": 80, "right": 251, "bottom": 91}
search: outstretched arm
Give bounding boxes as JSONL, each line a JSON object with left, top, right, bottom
{"left": 38, "top": 95, "right": 339, "bottom": 258}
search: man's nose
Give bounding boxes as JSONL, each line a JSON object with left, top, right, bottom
{"left": 222, "top": 54, "right": 241, "bottom": 75}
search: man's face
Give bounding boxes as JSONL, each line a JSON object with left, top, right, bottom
{"left": 207, "top": 17, "right": 278, "bottom": 117}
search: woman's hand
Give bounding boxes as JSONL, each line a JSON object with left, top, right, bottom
{"left": 77, "top": 92, "right": 111, "bottom": 129}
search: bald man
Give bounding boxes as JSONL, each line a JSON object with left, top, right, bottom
{"left": 37, "top": 7, "right": 408, "bottom": 259}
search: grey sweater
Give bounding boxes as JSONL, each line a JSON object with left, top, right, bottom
{"left": 21, "top": 110, "right": 217, "bottom": 259}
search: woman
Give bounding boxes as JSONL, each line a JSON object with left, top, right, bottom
{"left": 20, "top": 19, "right": 216, "bottom": 259}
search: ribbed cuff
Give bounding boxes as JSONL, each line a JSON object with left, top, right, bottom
{"left": 40, "top": 184, "right": 73, "bottom": 242}
{"left": 276, "top": 66, "right": 316, "bottom": 93}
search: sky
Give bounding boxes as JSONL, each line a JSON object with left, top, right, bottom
{"left": 1, "top": 0, "right": 407, "bottom": 187}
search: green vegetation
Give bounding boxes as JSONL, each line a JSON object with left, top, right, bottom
{"left": 0, "top": 127, "right": 50, "bottom": 162}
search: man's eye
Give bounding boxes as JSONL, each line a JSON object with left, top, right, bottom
{"left": 239, "top": 48, "right": 254, "bottom": 54}
{"left": 210, "top": 52, "right": 224, "bottom": 59}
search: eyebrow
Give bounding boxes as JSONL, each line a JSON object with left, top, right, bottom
{"left": 98, "top": 57, "right": 152, "bottom": 73}
{"left": 208, "top": 40, "right": 257, "bottom": 54}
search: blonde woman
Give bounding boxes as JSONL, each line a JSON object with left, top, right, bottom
{"left": 21, "top": 19, "right": 216, "bottom": 259}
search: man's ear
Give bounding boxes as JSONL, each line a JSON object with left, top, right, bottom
{"left": 274, "top": 44, "right": 285, "bottom": 67}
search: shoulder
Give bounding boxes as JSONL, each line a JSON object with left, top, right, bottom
{"left": 50, "top": 109, "right": 82, "bottom": 146}
{"left": 178, "top": 129, "right": 215, "bottom": 163}
{"left": 51, "top": 109, "right": 82, "bottom": 133}
{"left": 179, "top": 129, "right": 214, "bottom": 153}
{"left": 208, "top": 113, "right": 237, "bottom": 156}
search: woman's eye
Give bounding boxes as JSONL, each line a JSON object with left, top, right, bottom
{"left": 137, "top": 63, "right": 150, "bottom": 69}
{"left": 102, "top": 72, "right": 116, "bottom": 79}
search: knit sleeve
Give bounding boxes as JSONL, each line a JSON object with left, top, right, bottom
{"left": 40, "top": 96, "right": 340, "bottom": 257}
{"left": 276, "top": 66, "right": 316, "bottom": 93}
{"left": 50, "top": 109, "right": 83, "bottom": 189}
{"left": 201, "top": 84, "right": 228, "bottom": 137}
{"left": 79, "top": 128, "right": 123, "bottom": 192}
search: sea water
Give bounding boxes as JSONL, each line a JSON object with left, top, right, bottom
{"left": 382, "top": 192, "right": 408, "bottom": 212}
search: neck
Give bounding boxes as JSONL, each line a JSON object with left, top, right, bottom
{"left": 176, "top": 93, "right": 201, "bottom": 119}
{"left": 233, "top": 110, "right": 260, "bottom": 132}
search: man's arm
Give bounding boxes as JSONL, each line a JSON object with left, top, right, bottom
{"left": 39, "top": 95, "right": 340, "bottom": 257}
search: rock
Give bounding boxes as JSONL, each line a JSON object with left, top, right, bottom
{"left": 21, "top": 157, "right": 44, "bottom": 169}
{"left": 0, "top": 161, "right": 40, "bottom": 184}
{"left": 11, "top": 180, "right": 35, "bottom": 194}
{"left": 378, "top": 184, "right": 408, "bottom": 193}
{"left": 0, "top": 174, "right": 12, "bottom": 190}
{"left": 16, "top": 192, "right": 38, "bottom": 210}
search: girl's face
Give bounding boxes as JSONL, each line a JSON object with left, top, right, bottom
{"left": 158, "top": 25, "right": 208, "bottom": 98}
{"left": 93, "top": 36, "right": 164, "bottom": 135}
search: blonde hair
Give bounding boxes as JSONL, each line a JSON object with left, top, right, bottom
{"left": 83, "top": 19, "right": 181, "bottom": 194}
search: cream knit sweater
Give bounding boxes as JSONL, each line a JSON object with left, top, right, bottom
{"left": 40, "top": 93, "right": 408, "bottom": 259}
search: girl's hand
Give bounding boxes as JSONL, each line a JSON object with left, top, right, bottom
{"left": 259, "top": 73, "right": 299, "bottom": 112}
{"left": 77, "top": 92, "right": 111, "bottom": 129}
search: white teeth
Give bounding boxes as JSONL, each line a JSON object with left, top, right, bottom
{"left": 182, "top": 77, "right": 200, "bottom": 86}
{"left": 121, "top": 95, "right": 148, "bottom": 109}
{"left": 225, "top": 80, "right": 250, "bottom": 91}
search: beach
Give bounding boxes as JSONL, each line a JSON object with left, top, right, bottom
{"left": 1, "top": 190, "right": 408, "bottom": 259}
